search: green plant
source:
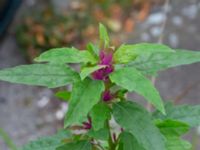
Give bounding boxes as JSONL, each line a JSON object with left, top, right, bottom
{"left": 1, "top": 24, "right": 200, "bottom": 150}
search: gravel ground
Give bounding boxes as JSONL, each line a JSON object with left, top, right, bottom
{"left": 0, "top": 0, "right": 200, "bottom": 149}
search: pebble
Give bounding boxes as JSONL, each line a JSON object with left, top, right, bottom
{"left": 181, "top": 5, "right": 198, "bottom": 19}
{"left": 172, "top": 16, "right": 183, "bottom": 27}
{"left": 150, "top": 26, "right": 162, "bottom": 37}
{"left": 168, "top": 33, "right": 179, "bottom": 48}
{"left": 37, "top": 96, "right": 50, "bottom": 108}
{"left": 146, "top": 13, "right": 166, "bottom": 25}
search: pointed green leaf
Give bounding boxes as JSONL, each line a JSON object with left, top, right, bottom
{"left": 80, "top": 65, "right": 106, "bottom": 80}
{"left": 56, "top": 140, "right": 92, "bottom": 150}
{"left": 99, "top": 23, "right": 110, "bottom": 48}
{"left": 0, "top": 64, "right": 79, "bottom": 88}
{"left": 22, "top": 130, "right": 71, "bottom": 150}
{"left": 156, "top": 120, "right": 191, "bottom": 150}
{"left": 55, "top": 91, "right": 71, "bottom": 101}
{"left": 113, "top": 101, "right": 166, "bottom": 150}
{"left": 153, "top": 103, "right": 200, "bottom": 127}
{"left": 90, "top": 103, "right": 111, "bottom": 131}
{"left": 127, "top": 49, "right": 200, "bottom": 75}
{"left": 114, "top": 43, "right": 174, "bottom": 64}
{"left": 118, "top": 132, "right": 145, "bottom": 150}
{"left": 110, "top": 67, "right": 165, "bottom": 114}
{"left": 64, "top": 78, "right": 104, "bottom": 127}
{"left": 34, "top": 47, "right": 97, "bottom": 64}
{"left": 86, "top": 42, "right": 99, "bottom": 57}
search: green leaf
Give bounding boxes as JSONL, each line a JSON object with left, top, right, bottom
{"left": 87, "top": 128, "right": 109, "bottom": 141}
{"left": 0, "top": 64, "right": 79, "bottom": 88}
{"left": 113, "top": 101, "right": 166, "bottom": 150}
{"left": 118, "top": 132, "right": 145, "bottom": 150}
{"left": 55, "top": 91, "right": 71, "bottom": 101}
{"left": 90, "top": 103, "right": 111, "bottom": 131}
{"left": 156, "top": 120, "right": 191, "bottom": 150}
{"left": 86, "top": 42, "right": 99, "bottom": 57}
{"left": 109, "top": 67, "right": 165, "bottom": 114}
{"left": 80, "top": 65, "right": 106, "bottom": 80}
{"left": 22, "top": 130, "right": 71, "bottom": 150}
{"left": 34, "top": 47, "right": 97, "bottom": 64}
{"left": 99, "top": 23, "right": 110, "bottom": 48}
{"left": 56, "top": 140, "right": 92, "bottom": 150}
{"left": 127, "top": 49, "right": 200, "bottom": 75}
{"left": 156, "top": 120, "right": 189, "bottom": 136}
{"left": 114, "top": 43, "right": 174, "bottom": 64}
{"left": 153, "top": 103, "right": 200, "bottom": 127}
{"left": 64, "top": 78, "right": 104, "bottom": 127}
{"left": 164, "top": 137, "right": 191, "bottom": 150}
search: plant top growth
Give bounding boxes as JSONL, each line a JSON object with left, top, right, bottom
{"left": 1, "top": 24, "right": 200, "bottom": 150}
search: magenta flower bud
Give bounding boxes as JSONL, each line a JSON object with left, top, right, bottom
{"left": 82, "top": 117, "right": 92, "bottom": 130}
{"left": 92, "top": 65, "right": 114, "bottom": 80}
{"left": 83, "top": 122, "right": 92, "bottom": 129}
{"left": 104, "top": 65, "right": 113, "bottom": 74}
{"left": 103, "top": 90, "right": 113, "bottom": 102}
{"left": 100, "top": 51, "right": 113, "bottom": 65}
{"left": 92, "top": 69, "right": 105, "bottom": 80}
{"left": 92, "top": 50, "right": 114, "bottom": 80}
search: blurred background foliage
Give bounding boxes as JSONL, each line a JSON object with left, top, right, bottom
{"left": 16, "top": 0, "right": 163, "bottom": 61}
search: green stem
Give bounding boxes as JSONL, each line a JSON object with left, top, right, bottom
{"left": 106, "top": 121, "right": 116, "bottom": 150}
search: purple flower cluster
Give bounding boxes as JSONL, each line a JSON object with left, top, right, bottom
{"left": 92, "top": 50, "right": 115, "bottom": 102}
{"left": 82, "top": 50, "right": 115, "bottom": 129}
{"left": 92, "top": 51, "right": 114, "bottom": 80}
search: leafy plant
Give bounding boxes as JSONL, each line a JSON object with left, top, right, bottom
{"left": 1, "top": 24, "right": 200, "bottom": 150}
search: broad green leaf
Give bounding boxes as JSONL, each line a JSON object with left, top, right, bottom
{"left": 22, "top": 130, "right": 71, "bottom": 150}
{"left": 127, "top": 49, "right": 200, "bottom": 75}
{"left": 0, "top": 64, "right": 79, "bottom": 88}
{"left": 114, "top": 43, "right": 173, "bottom": 64}
{"left": 56, "top": 140, "right": 92, "bottom": 150}
{"left": 34, "top": 47, "right": 97, "bottom": 64}
{"left": 156, "top": 120, "right": 191, "bottom": 150}
{"left": 87, "top": 128, "right": 109, "bottom": 141}
{"left": 99, "top": 23, "right": 110, "bottom": 48}
{"left": 64, "top": 78, "right": 104, "bottom": 127}
{"left": 90, "top": 103, "right": 111, "bottom": 131}
{"left": 113, "top": 101, "right": 166, "bottom": 150}
{"left": 80, "top": 65, "right": 106, "bottom": 80}
{"left": 55, "top": 91, "right": 71, "bottom": 101}
{"left": 118, "top": 132, "right": 145, "bottom": 150}
{"left": 153, "top": 103, "right": 200, "bottom": 127}
{"left": 109, "top": 67, "right": 165, "bottom": 114}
